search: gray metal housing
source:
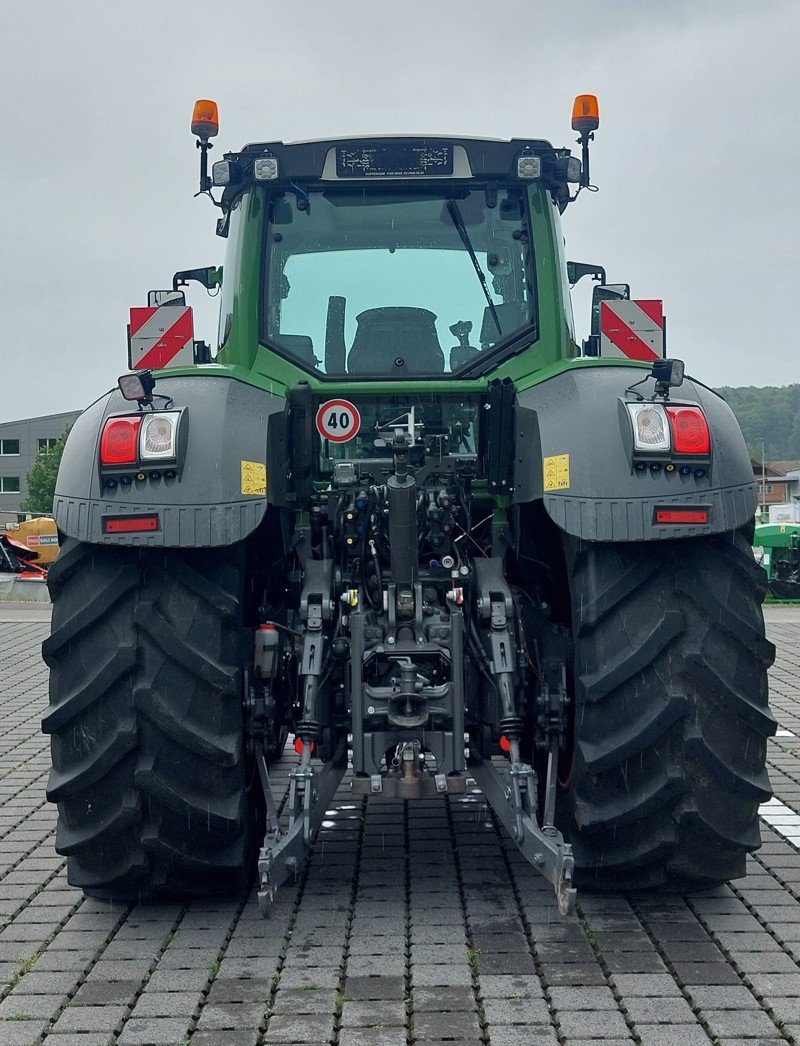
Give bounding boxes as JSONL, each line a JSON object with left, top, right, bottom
{"left": 513, "top": 365, "right": 756, "bottom": 541}
{"left": 54, "top": 375, "right": 283, "bottom": 547}
{"left": 54, "top": 365, "right": 755, "bottom": 550}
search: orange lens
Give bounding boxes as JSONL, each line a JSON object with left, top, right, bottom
{"left": 191, "top": 99, "right": 219, "bottom": 138}
{"left": 571, "top": 94, "right": 600, "bottom": 132}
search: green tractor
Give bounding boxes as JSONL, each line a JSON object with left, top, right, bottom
{"left": 756, "top": 522, "right": 800, "bottom": 600}
{"left": 42, "top": 97, "right": 775, "bottom": 916}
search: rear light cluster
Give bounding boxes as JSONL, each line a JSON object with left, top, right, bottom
{"left": 626, "top": 402, "right": 710, "bottom": 478}
{"left": 100, "top": 412, "right": 181, "bottom": 466}
{"left": 99, "top": 412, "right": 182, "bottom": 490}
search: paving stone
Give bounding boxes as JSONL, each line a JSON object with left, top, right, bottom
{"left": 52, "top": 1004, "right": 129, "bottom": 1032}
{"left": 556, "top": 1008, "right": 631, "bottom": 1039}
{"left": 191, "top": 1033, "right": 260, "bottom": 1046}
{"left": 259, "top": 1013, "right": 335, "bottom": 1042}
{"left": 635, "top": 1028, "right": 711, "bottom": 1046}
{"left": 0, "top": 993, "right": 59, "bottom": 1018}
{"left": 483, "top": 996, "right": 552, "bottom": 1024}
{"left": 129, "top": 990, "right": 199, "bottom": 1018}
{"left": 686, "top": 985, "right": 761, "bottom": 1010}
{"left": 270, "top": 988, "right": 337, "bottom": 1015}
{"left": 72, "top": 979, "right": 141, "bottom": 1006}
{"left": 747, "top": 972, "right": 800, "bottom": 996}
{"left": 623, "top": 996, "right": 698, "bottom": 1023}
{"left": 413, "top": 986, "right": 476, "bottom": 1010}
{"left": 414, "top": 1009, "right": 482, "bottom": 1038}
{"left": 673, "top": 962, "right": 744, "bottom": 985}
{"left": 486, "top": 1026, "right": 558, "bottom": 1045}
{"left": 45, "top": 1036, "right": 112, "bottom": 1046}
{"left": 116, "top": 1016, "right": 193, "bottom": 1044}
{"left": 549, "top": 986, "right": 617, "bottom": 1010}
{"left": 338, "top": 1030, "right": 408, "bottom": 1046}
{"left": 0, "top": 1023, "right": 52, "bottom": 1046}
{"left": 702, "top": 1008, "right": 784, "bottom": 1038}
{"left": 340, "top": 999, "right": 406, "bottom": 1027}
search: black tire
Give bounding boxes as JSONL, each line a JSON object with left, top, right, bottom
{"left": 564, "top": 526, "right": 776, "bottom": 890}
{"left": 42, "top": 539, "right": 259, "bottom": 900}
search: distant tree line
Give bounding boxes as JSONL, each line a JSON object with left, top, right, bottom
{"left": 717, "top": 385, "right": 800, "bottom": 462}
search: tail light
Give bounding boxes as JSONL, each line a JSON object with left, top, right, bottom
{"left": 100, "top": 417, "right": 141, "bottom": 465}
{"left": 140, "top": 412, "right": 180, "bottom": 461}
{"left": 665, "top": 406, "right": 710, "bottom": 455}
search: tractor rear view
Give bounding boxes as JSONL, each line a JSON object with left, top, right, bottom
{"left": 42, "top": 98, "right": 775, "bottom": 916}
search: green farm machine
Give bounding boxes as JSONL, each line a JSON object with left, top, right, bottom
{"left": 42, "top": 98, "right": 775, "bottom": 915}
{"left": 756, "top": 523, "right": 800, "bottom": 600}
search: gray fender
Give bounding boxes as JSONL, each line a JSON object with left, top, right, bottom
{"left": 513, "top": 365, "right": 756, "bottom": 541}
{"left": 54, "top": 374, "right": 285, "bottom": 547}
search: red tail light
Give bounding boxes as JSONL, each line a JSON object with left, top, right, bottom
{"left": 665, "top": 406, "right": 710, "bottom": 455}
{"left": 100, "top": 417, "right": 141, "bottom": 465}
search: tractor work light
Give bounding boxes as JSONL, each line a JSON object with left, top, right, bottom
{"left": 626, "top": 403, "right": 670, "bottom": 452}
{"left": 140, "top": 412, "right": 181, "bottom": 461}
{"left": 254, "top": 156, "right": 279, "bottom": 180}
{"left": 118, "top": 371, "right": 155, "bottom": 404}
{"left": 191, "top": 99, "right": 219, "bottom": 139}
{"left": 211, "top": 160, "right": 240, "bottom": 186}
{"left": 651, "top": 358, "right": 685, "bottom": 388}
{"left": 516, "top": 155, "right": 541, "bottom": 180}
{"left": 665, "top": 406, "right": 711, "bottom": 455}
{"left": 572, "top": 94, "right": 600, "bottom": 133}
{"left": 100, "top": 417, "right": 142, "bottom": 466}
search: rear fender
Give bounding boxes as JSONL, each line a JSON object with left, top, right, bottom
{"left": 54, "top": 375, "right": 285, "bottom": 547}
{"left": 513, "top": 365, "right": 756, "bottom": 541}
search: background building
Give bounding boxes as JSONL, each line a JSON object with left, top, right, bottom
{"left": 0, "top": 411, "right": 81, "bottom": 517}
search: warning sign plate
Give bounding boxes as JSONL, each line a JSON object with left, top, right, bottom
{"left": 315, "top": 399, "right": 361, "bottom": 444}
{"left": 129, "top": 305, "right": 195, "bottom": 370}
{"left": 240, "top": 461, "right": 267, "bottom": 496}
{"left": 543, "top": 454, "right": 570, "bottom": 491}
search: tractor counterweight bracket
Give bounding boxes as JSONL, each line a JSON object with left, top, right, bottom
{"left": 468, "top": 751, "right": 577, "bottom": 916}
{"left": 256, "top": 741, "right": 347, "bottom": 918}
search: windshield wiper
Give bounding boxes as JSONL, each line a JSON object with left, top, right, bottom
{"left": 446, "top": 200, "right": 502, "bottom": 338}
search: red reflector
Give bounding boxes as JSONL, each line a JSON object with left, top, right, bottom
{"left": 665, "top": 406, "right": 710, "bottom": 455}
{"left": 655, "top": 509, "right": 709, "bottom": 525}
{"left": 499, "top": 735, "right": 511, "bottom": 753}
{"left": 100, "top": 416, "right": 141, "bottom": 465}
{"left": 103, "top": 515, "right": 159, "bottom": 533}
{"left": 293, "top": 738, "right": 316, "bottom": 755}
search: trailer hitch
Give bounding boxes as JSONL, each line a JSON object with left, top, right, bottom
{"left": 256, "top": 739, "right": 347, "bottom": 917}
{"left": 469, "top": 746, "right": 577, "bottom": 917}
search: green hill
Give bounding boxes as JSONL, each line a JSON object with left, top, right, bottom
{"left": 716, "top": 385, "right": 800, "bottom": 461}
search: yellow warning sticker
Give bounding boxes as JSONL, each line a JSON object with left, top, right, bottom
{"left": 241, "top": 460, "right": 267, "bottom": 496}
{"left": 543, "top": 453, "right": 570, "bottom": 491}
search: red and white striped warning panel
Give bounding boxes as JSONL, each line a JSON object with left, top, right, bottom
{"left": 128, "top": 306, "right": 195, "bottom": 370}
{"left": 599, "top": 300, "right": 664, "bottom": 361}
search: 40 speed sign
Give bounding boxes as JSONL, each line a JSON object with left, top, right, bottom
{"left": 315, "top": 399, "right": 361, "bottom": 444}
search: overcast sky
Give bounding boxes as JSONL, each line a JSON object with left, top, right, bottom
{"left": 1, "top": 0, "right": 797, "bottom": 422}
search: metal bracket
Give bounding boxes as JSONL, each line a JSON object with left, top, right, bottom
{"left": 256, "top": 740, "right": 347, "bottom": 917}
{"left": 469, "top": 750, "right": 577, "bottom": 916}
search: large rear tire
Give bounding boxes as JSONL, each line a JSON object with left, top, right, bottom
{"left": 42, "top": 540, "right": 258, "bottom": 900}
{"left": 565, "top": 526, "right": 776, "bottom": 890}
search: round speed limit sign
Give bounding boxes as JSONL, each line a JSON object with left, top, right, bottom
{"left": 315, "top": 399, "right": 361, "bottom": 444}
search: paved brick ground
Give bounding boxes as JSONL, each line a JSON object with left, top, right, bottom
{"left": 0, "top": 600, "right": 799, "bottom": 1045}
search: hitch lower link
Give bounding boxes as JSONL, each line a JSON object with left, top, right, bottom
{"left": 469, "top": 742, "right": 577, "bottom": 917}
{"left": 256, "top": 740, "right": 347, "bottom": 917}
